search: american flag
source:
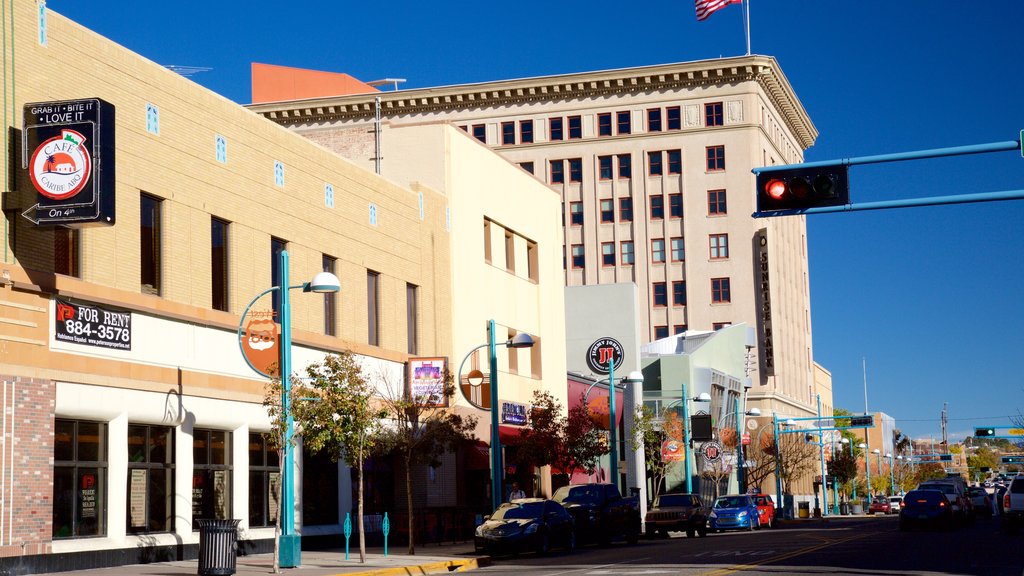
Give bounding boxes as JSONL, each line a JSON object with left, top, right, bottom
{"left": 695, "top": 0, "right": 742, "bottom": 21}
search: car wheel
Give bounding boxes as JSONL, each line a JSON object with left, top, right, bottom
{"left": 686, "top": 529, "right": 695, "bottom": 538}
{"left": 536, "top": 532, "right": 550, "bottom": 556}
{"left": 698, "top": 525, "right": 708, "bottom": 537}
{"left": 768, "top": 515, "right": 775, "bottom": 529}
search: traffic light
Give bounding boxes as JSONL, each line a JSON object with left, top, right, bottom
{"left": 1002, "top": 456, "right": 1024, "bottom": 464}
{"left": 756, "top": 165, "right": 850, "bottom": 214}
{"left": 975, "top": 427, "right": 996, "bottom": 437}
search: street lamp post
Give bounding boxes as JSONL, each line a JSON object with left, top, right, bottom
{"left": 895, "top": 455, "right": 904, "bottom": 495}
{"left": 681, "top": 385, "right": 711, "bottom": 493}
{"left": 859, "top": 442, "right": 869, "bottom": 503}
{"left": 582, "top": 367, "right": 644, "bottom": 492}
{"left": 886, "top": 453, "right": 895, "bottom": 497}
{"left": 816, "top": 395, "right": 828, "bottom": 517}
{"left": 456, "top": 320, "right": 534, "bottom": 512}
{"left": 737, "top": 406, "right": 760, "bottom": 494}
{"left": 238, "top": 250, "right": 340, "bottom": 568}
{"left": 772, "top": 416, "right": 796, "bottom": 518}
{"left": 872, "top": 448, "right": 881, "bottom": 498}
{"left": 841, "top": 438, "right": 855, "bottom": 501}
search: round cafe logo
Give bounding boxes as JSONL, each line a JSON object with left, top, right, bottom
{"left": 29, "top": 129, "right": 92, "bottom": 201}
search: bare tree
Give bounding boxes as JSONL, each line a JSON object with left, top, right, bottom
{"left": 373, "top": 366, "right": 477, "bottom": 555}
{"left": 765, "top": 433, "right": 818, "bottom": 495}
{"left": 743, "top": 428, "right": 779, "bottom": 495}
{"left": 630, "top": 405, "right": 672, "bottom": 501}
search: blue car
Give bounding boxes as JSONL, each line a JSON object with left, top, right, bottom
{"left": 708, "top": 494, "right": 760, "bottom": 532}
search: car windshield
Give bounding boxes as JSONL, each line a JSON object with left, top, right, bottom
{"left": 920, "top": 483, "right": 956, "bottom": 494}
{"left": 491, "top": 502, "right": 544, "bottom": 520}
{"left": 905, "top": 491, "right": 945, "bottom": 504}
{"left": 552, "top": 485, "right": 601, "bottom": 505}
{"left": 714, "top": 497, "right": 749, "bottom": 509}
{"left": 656, "top": 494, "right": 694, "bottom": 507}
{"left": 754, "top": 496, "right": 770, "bottom": 506}
{"left": 1011, "top": 480, "right": 1024, "bottom": 494}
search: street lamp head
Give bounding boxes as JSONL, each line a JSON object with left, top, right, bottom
{"left": 305, "top": 271, "right": 341, "bottom": 293}
{"left": 784, "top": 419, "right": 797, "bottom": 427}
{"left": 506, "top": 332, "right": 535, "bottom": 349}
{"left": 746, "top": 407, "right": 761, "bottom": 417}
{"left": 694, "top": 392, "right": 711, "bottom": 403}
{"left": 840, "top": 438, "right": 850, "bottom": 445}
{"left": 858, "top": 442, "right": 867, "bottom": 449}
{"left": 872, "top": 448, "right": 881, "bottom": 454}
{"left": 625, "top": 371, "right": 644, "bottom": 384}
{"left": 885, "top": 453, "right": 893, "bottom": 458}
{"left": 897, "top": 455, "right": 904, "bottom": 460}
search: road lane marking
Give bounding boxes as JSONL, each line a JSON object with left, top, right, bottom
{"left": 699, "top": 532, "right": 872, "bottom": 576}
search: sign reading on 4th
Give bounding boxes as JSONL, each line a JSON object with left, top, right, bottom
{"left": 23, "top": 98, "right": 116, "bottom": 227}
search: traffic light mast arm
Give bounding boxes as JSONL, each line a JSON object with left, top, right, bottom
{"left": 753, "top": 138, "right": 1021, "bottom": 174}
{"left": 753, "top": 188, "right": 1024, "bottom": 218}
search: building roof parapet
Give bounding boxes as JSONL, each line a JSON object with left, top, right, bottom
{"left": 248, "top": 55, "right": 817, "bottom": 150}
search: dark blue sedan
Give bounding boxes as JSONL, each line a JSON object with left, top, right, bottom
{"left": 708, "top": 495, "right": 760, "bottom": 532}
{"left": 899, "top": 489, "right": 954, "bottom": 531}
{"left": 474, "top": 498, "right": 576, "bottom": 556}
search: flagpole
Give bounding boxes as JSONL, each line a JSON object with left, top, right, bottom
{"left": 744, "top": 0, "right": 751, "bottom": 55}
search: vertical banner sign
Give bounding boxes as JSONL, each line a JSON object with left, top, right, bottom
{"left": 23, "top": 98, "right": 115, "bottom": 227}
{"left": 757, "top": 230, "right": 775, "bottom": 376}
{"left": 409, "top": 357, "right": 448, "bottom": 407}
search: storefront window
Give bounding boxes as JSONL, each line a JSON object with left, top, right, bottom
{"left": 53, "top": 419, "right": 107, "bottom": 538}
{"left": 192, "top": 429, "right": 232, "bottom": 526}
{"left": 248, "top": 433, "right": 280, "bottom": 528}
{"left": 303, "top": 448, "right": 338, "bottom": 526}
{"left": 126, "top": 424, "right": 175, "bottom": 533}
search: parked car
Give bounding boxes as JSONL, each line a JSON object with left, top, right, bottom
{"left": 917, "top": 480, "right": 971, "bottom": 524}
{"left": 867, "top": 496, "right": 892, "bottom": 515}
{"left": 966, "top": 486, "right": 992, "bottom": 515}
{"left": 644, "top": 492, "right": 708, "bottom": 538}
{"left": 752, "top": 493, "right": 776, "bottom": 528}
{"left": 552, "top": 483, "right": 641, "bottom": 546}
{"left": 474, "top": 498, "right": 576, "bottom": 556}
{"left": 899, "top": 489, "right": 954, "bottom": 531}
{"left": 1002, "top": 475, "right": 1024, "bottom": 533}
{"left": 708, "top": 494, "right": 760, "bottom": 532}
{"left": 888, "top": 495, "right": 903, "bottom": 513}
{"left": 993, "top": 484, "right": 1009, "bottom": 515}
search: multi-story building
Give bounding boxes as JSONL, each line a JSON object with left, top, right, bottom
{"left": 249, "top": 55, "right": 825, "bottom": 421}
{"left": 0, "top": 5, "right": 565, "bottom": 571}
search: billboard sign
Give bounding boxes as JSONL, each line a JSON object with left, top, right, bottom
{"left": 54, "top": 299, "right": 131, "bottom": 350}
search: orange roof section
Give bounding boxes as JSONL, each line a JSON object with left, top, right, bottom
{"left": 250, "top": 63, "right": 379, "bottom": 104}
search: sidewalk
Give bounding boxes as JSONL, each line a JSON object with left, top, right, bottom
{"left": 31, "top": 543, "right": 489, "bottom": 576}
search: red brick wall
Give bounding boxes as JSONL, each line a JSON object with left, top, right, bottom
{"left": 0, "top": 375, "right": 55, "bottom": 557}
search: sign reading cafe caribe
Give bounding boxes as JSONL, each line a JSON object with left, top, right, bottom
{"left": 23, "top": 98, "right": 116, "bottom": 227}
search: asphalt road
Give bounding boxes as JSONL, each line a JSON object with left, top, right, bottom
{"left": 472, "top": 515, "right": 1023, "bottom": 576}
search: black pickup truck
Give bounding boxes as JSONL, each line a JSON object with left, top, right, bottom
{"left": 551, "top": 483, "right": 641, "bottom": 546}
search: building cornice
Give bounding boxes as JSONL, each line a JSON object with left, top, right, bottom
{"left": 248, "top": 55, "right": 818, "bottom": 150}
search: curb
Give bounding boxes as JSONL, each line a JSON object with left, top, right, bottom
{"left": 335, "top": 556, "right": 492, "bottom": 576}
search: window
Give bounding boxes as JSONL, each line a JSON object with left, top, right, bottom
{"left": 126, "top": 425, "right": 174, "bottom": 533}
{"left": 192, "top": 429, "right": 231, "bottom": 526}
{"left": 620, "top": 241, "right": 634, "bottom": 265}
{"left": 710, "top": 234, "right": 729, "bottom": 259}
{"left": 674, "top": 324, "right": 688, "bottom": 335}
{"left": 211, "top": 217, "right": 229, "bottom": 312}
{"left": 568, "top": 158, "right": 583, "bottom": 182}
{"left": 484, "top": 219, "right": 492, "bottom": 262}
{"left": 616, "top": 111, "right": 631, "bottom": 134}
{"left": 598, "top": 113, "right": 612, "bottom": 136}
{"left": 708, "top": 189, "right": 727, "bottom": 215}
{"left": 705, "top": 102, "right": 724, "bottom": 127}
{"left": 301, "top": 448, "right": 338, "bottom": 525}
{"left": 501, "top": 121, "right": 515, "bottom": 145}
{"left": 527, "top": 241, "right": 539, "bottom": 282}
{"left": 619, "top": 197, "right": 633, "bottom": 221}
{"left": 667, "top": 149, "right": 682, "bottom": 174}
{"left": 648, "top": 151, "right": 663, "bottom": 176}
{"left": 650, "top": 195, "right": 664, "bottom": 219}
{"left": 669, "top": 193, "right": 683, "bottom": 218}
{"left": 54, "top": 227, "right": 79, "bottom": 277}
{"left": 712, "top": 277, "right": 731, "bottom": 303}
{"left": 654, "top": 325, "right": 669, "bottom": 340}
{"left": 520, "top": 120, "right": 534, "bottom": 143}
{"left": 651, "top": 238, "right": 665, "bottom": 263}
{"left": 367, "top": 271, "right": 380, "bottom": 345}
{"left": 504, "top": 231, "right": 515, "bottom": 273}
{"left": 248, "top": 433, "right": 280, "bottom": 528}
{"left": 706, "top": 145, "right": 726, "bottom": 171}
{"left": 472, "top": 124, "right": 486, "bottom": 143}
{"left": 407, "top": 284, "right": 418, "bottom": 354}
{"left": 667, "top": 106, "right": 681, "bottom": 130}
{"left": 519, "top": 162, "right": 535, "bottom": 174}
{"left": 673, "top": 281, "right": 687, "bottom": 306}
{"left": 323, "top": 256, "right": 337, "bottom": 336}
{"left": 653, "top": 282, "right": 668, "bottom": 306}
{"left": 713, "top": 322, "right": 732, "bottom": 330}
{"left": 602, "top": 242, "right": 616, "bottom": 266}
{"left": 271, "top": 238, "right": 286, "bottom": 319}
{"left": 599, "top": 156, "right": 613, "bottom": 180}
{"left": 671, "top": 237, "right": 685, "bottom": 261}
{"left": 140, "top": 193, "right": 162, "bottom": 295}
{"left": 550, "top": 117, "right": 563, "bottom": 141}
{"left": 618, "top": 154, "right": 632, "bottom": 178}
{"left": 568, "top": 116, "right": 582, "bottom": 139}
{"left": 570, "top": 201, "right": 584, "bottom": 225}
{"left": 648, "top": 108, "right": 662, "bottom": 132}
{"left": 571, "top": 244, "right": 585, "bottom": 269}
{"left": 600, "top": 199, "right": 615, "bottom": 223}
{"left": 550, "top": 160, "right": 564, "bottom": 184}
{"left": 53, "top": 419, "right": 107, "bottom": 538}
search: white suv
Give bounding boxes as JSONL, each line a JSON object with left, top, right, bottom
{"left": 1003, "top": 475, "right": 1024, "bottom": 533}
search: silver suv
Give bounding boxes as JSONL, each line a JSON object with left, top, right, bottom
{"left": 1003, "top": 475, "right": 1024, "bottom": 532}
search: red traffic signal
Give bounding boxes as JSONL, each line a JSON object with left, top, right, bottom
{"left": 756, "top": 165, "right": 850, "bottom": 214}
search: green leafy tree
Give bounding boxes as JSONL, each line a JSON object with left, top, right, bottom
{"left": 630, "top": 405, "right": 670, "bottom": 501}
{"left": 913, "top": 462, "right": 947, "bottom": 484}
{"left": 828, "top": 449, "right": 857, "bottom": 501}
{"left": 561, "top": 399, "right": 608, "bottom": 478}
{"left": 967, "top": 447, "right": 999, "bottom": 480}
{"left": 290, "top": 352, "right": 386, "bottom": 564}
{"left": 517, "top": 391, "right": 608, "bottom": 485}
{"left": 373, "top": 367, "right": 477, "bottom": 554}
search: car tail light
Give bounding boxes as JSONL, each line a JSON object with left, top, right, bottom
{"left": 1006, "top": 493, "right": 1011, "bottom": 509}
{"left": 938, "top": 501, "right": 946, "bottom": 507}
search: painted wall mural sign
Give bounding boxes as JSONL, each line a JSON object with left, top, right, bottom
{"left": 54, "top": 299, "right": 131, "bottom": 350}
{"left": 23, "top": 98, "right": 115, "bottom": 227}
{"left": 585, "top": 337, "right": 624, "bottom": 375}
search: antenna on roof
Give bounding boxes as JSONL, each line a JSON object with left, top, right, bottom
{"left": 366, "top": 78, "right": 407, "bottom": 91}
{"left": 164, "top": 65, "right": 213, "bottom": 78}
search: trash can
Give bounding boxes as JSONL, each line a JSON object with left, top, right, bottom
{"left": 798, "top": 502, "right": 810, "bottom": 518}
{"left": 840, "top": 502, "right": 850, "bottom": 515}
{"left": 197, "top": 519, "right": 240, "bottom": 576}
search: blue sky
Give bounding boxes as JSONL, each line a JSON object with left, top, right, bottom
{"left": 48, "top": 1, "right": 1024, "bottom": 441}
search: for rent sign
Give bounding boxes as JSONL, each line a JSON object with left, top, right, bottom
{"left": 54, "top": 299, "right": 131, "bottom": 350}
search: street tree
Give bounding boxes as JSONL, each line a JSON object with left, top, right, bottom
{"left": 743, "top": 429, "right": 779, "bottom": 495}
{"left": 517, "top": 390, "right": 608, "bottom": 485}
{"left": 373, "top": 366, "right": 477, "bottom": 555}
{"left": 967, "top": 446, "right": 999, "bottom": 480}
{"left": 290, "top": 352, "right": 386, "bottom": 564}
{"left": 827, "top": 449, "right": 857, "bottom": 502}
{"left": 764, "top": 432, "right": 818, "bottom": 496}
{"left": 630, "top": 405, "right": 670, "bottom": 501}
